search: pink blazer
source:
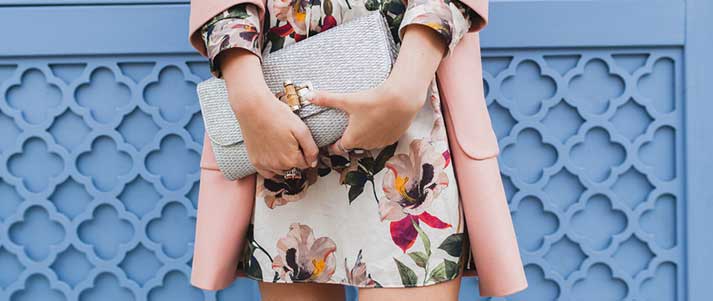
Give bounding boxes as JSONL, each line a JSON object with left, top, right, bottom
{"left": 187, "top": 0, "right": 528, "bottom": 296}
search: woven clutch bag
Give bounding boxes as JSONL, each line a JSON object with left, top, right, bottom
{"left": 196, "top": 11, "right": 399, "bottom": 180}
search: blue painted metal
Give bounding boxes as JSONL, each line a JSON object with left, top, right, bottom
{"left": 0, "top": 0, "right": 709, "bottom": 300}
{"left": 0, "top": 6, "right": 193, "bottom": 56}
{"left": 482, "top": 0, "right": 685, "bottom": 48}
{"left": 684, "top": 0, "right": 713, "bottom": 300}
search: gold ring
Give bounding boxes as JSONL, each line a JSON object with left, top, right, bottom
{"left": 283, "top": 167, "right": 302, "bottom": 180}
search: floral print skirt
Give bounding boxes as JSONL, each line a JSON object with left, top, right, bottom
{"left": 237, "top": 79, "right": 475, "bottom": 288}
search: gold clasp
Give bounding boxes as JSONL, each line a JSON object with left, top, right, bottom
{"left": 278, "top": 80, "right": 314, "bottom": 112}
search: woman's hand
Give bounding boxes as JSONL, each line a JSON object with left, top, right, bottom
{"left": 306, "top": 78, "right": 425, "bottom": 150}
{"left": 305, "top": 24, "right": 447, "bottom": 151}
{"left": 219, "top": 48, "right": 320, "bottom": 179}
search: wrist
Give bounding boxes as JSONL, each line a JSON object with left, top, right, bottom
{"left": 389, "top": 52, "right": 437, "bottom": 92}
{"left": 230, "top": 87, "right": 274, "bottom": 116}
{"left": 387, "top": 25, "right": 444, "bottom": 105}
{"left": 219, "top": 48, "right": 275, "bottom": 115}
{"left": 382, "top": 76, "right": 428, "bottom": 112}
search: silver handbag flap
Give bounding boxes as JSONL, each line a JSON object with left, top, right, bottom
{"left": 196, "top": 78, "right": 245, "bottom": 146}
{"left": 197, "top": 11, "right": 398, "bottom": 147}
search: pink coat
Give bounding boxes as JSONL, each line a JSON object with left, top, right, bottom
{"left": 187, "top": 0, "right": 528, "bottom": 296}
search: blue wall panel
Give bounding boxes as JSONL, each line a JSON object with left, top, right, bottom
{"left": 480, "top": 48, "right": 685, "bottom": 301}
{"left": 1, "top": 0, "right": 711, "bottom": 300}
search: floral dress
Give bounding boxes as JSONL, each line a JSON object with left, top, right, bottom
{"left": 200, "top": 0, "right": 481, "bottom": 288}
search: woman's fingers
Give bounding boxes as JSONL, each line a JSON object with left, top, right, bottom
{"left": 307, "top": 90, "right": 351, "bottom": 111}
{"left": 275, "top": 151, "right": 309, "bottom": 171}
{"left": 308, "top": 88, "right": 399, "bottom": 150}
{"left": 310, "top": 89, "right": 374, "bottom": 150}
{"left": 331, "top": 138, "right": 349, "bottom": 156}
{"left": 292, "top": 126, "right": 320, "bottom": 167}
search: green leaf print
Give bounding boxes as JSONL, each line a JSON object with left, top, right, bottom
{"left": 365, "top": 0, "right": 380, "bottom": 11}
{"left": 348, "top": 185, "right": 364, "bottom": 203}
{"left": 428, "top": 260, "right": 448, "bottom": 282}
{"left": 329, "top": 154, "right": 350, "bottom": 169}
{"left": 438, "top": 233, "right": 464, "bottom": 257}
{"left": 345, "top": 171, "right": 368, "bottom": 202}
{"left": 208, "top": 4, "right": 251, "bottom": 24}
{"left": 246, "top": 255, "right": 263, "bottom": 280}
{"left": 241, "top": 224, "right": 277, "bottom": 282}
{"left": 411, "top": 217, "right": 431, "bottom": 257}
{"left": 374, "top": 142, "right": 398, "bottom": 173}
{"left": 228, "top": 5, "right": 251, "bottom": 18}
{"left": 383, "top": 0, "right": 405, "bottom": 15}
{"left": 444, "top": 259, "right": 459, "bottom": 279}
{"left": 267, "top": 30, "right": 285, "bottom": 52}
{"left": 345, "top": 170, "right": 368, "bottom": 186}
{"left": 427, "top": 259, "right": 459, "bottom": 283}
{"left": 407, "top": 251, "right": 429, "bottom": 268}
{"left": 410, "top": 217, "right": 436, "bottom": 285}
{"left": 359, "top": 157, "right": 376, "bottom": 174}
{"left": 394, "top": 258, "right": 418, "bottom": 287}
{"left": 334, "top": 142, "right": 398, "bottom": 204}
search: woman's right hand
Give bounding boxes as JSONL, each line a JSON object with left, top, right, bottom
{"left": 217, "top": 48, "right": 320, "bottom": 179}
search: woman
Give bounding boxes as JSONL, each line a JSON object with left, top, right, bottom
{"left": 187, "top": 0, "right": 528, "bottom": 299}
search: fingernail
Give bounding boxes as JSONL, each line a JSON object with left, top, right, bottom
{"left": 301, "top": 89, "right": 316, "bottom": 101}
{"left": 311, "top": 159, "right": 318, "bottom": 167}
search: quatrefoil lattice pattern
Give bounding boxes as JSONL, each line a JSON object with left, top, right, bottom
{"left": 0, "top": 49, "right": 682, "bottom": 301}
{"left": 0, "top": 58, "right": 256, "bottom": 301}
{"left": 485, "top": 48, "right": 682, "bottom": 301}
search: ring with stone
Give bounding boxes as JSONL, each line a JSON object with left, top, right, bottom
{"left": 283, "top": 167, "right": 302, "bottom": 180}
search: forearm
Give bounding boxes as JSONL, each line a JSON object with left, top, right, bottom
{"left": 386, "top": 24, "right": 446, "bottom": 106}
{"left": 386, "top": 0, "right": 475, "bottom": 105}
{"left": 219, "top": 48, "right": 273, "bottom": 115}
{"left": 199, "top": 3, "right": 271, "bottom": 115}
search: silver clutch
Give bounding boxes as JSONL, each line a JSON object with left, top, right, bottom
{"left": 196, "top": 11, "right": 399, "bottom": 180}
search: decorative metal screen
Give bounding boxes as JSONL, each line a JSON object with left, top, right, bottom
{"left": 1, "top": 0, "right": 712, "bottom": 300}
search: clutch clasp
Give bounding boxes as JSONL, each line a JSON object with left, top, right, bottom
{"left": 278, "top": 80, "right": 314, "bottom": 112}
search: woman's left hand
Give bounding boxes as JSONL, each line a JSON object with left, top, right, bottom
{"left": 305, "top": 77, "right": 429, "bottom": 151}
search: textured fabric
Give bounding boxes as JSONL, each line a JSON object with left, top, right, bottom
{"left": 200, "top": 0, "right": 475, "bottom": 77}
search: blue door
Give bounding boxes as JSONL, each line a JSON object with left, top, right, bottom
{"left": 0, "top": 0, "right": 711, "bottom": 300}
